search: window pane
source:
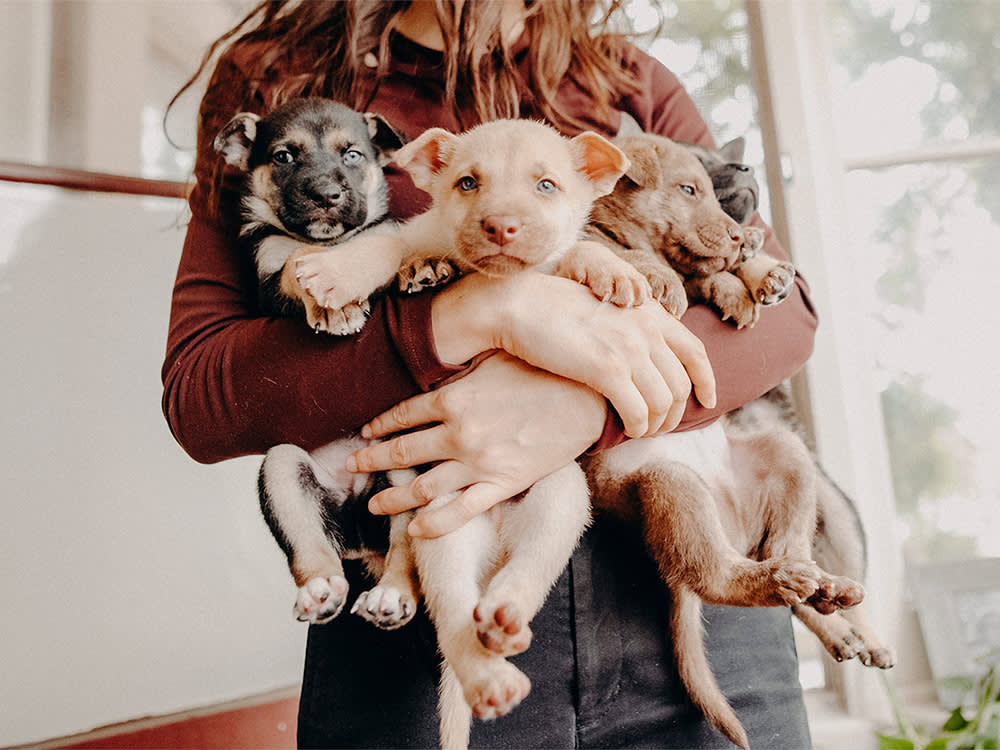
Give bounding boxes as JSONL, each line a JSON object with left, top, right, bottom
{"left": 843, "top": 158, "right": 1000, "bottom": 563}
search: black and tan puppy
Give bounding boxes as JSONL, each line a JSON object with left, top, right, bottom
{"left": 213, "top": 99, "right": 418, "bottom": 628}
{"left": 214, "top": 97, "right": 405, "bottom": 334}
{"left": 583, "top": 133, "right": 893, "bottom": 749}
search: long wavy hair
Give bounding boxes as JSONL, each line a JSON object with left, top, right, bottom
{"left": 171, "top": 0, "right": 657, "bottom": 217}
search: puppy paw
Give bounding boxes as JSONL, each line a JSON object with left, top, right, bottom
{"left": 716, "top": 289, "right": 760, "bottom": 329}
{"left": 294, "top": 576, "right": 349, "bottom": 624}
{"left": 588, "top": 267, "right": 653, "bottom": 308}
{"left": 307, "top": 299, "right": 370, "bottom": 335}
{"left": 647, "top": 272, "right": 689, "bottom": 317}
{"left": 859, "top": 642, "right": 896, "bottom": 669}
{"left": 740, "top": 226, "right": 766, "bottom": 262}
{"left": 295, "top": 252, "right": 347, "bottom": 309}
{"left": 465, "top": 660, "right": 532, "bottom": 720}
{"left": 398, "top": 258, "right": 458, "bottom": 294}
{"left": 806, "top": 575, "right": 865, "bottom": 615}
{"left": 474, "top": 601, "right": 532, "bottom": 657}
{"left": 351, "top": 584, "right": 417, "bottom": 630}
{"left": 770, "top": 560, "right": 824, "bottom": 606}
{"left": 755, "top": 262, "right": 796, "bottom": 305}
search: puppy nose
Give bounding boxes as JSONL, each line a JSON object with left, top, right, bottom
{"left": 311, "top": 184, "right": 344, "bottom": 207}
{"left": 728, "top": 224, "right": 743, "bottom": 244}
{"left": 482, "top": 215, "right": 522, "bottom": 246}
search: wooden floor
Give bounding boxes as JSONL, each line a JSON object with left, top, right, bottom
{"left": 48, "top": 696, "right": 298, "bottom": 750}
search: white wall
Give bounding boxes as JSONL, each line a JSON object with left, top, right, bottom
{"left": 0, "top": 183, "right": 305, "bottom": 746}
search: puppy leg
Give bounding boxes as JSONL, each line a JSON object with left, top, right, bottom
{"left": 474, "top": 463, "right": 590, "bottom": 657}
{"left": 633, "top": 461, "right": 824, "bottom": 608}
{"left": 352, "top": 512, "right": 419, "bottom": 630}
{"left": 413, "top": 502, "right": 531, "bottom": 722}
{"left": 259, "top": 444, "right": 350, "bottom": 624}
{"left": 732, "top": 429, "right": 865, "bottom": 614}
{"left": 685, "top": 272, "right": 760, "bottom": 328}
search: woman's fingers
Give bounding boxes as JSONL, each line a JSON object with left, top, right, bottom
{"left": 347, "top": 422, "right": 449, "bottom": 473}
{"left": 408, "top": 483, "right": 506, "bottom": 538}
{"left": 659, "top": 311, "right": 716, "bottom": 409}
{"left": 361, "top": 390, "right": 446, "bottom": 439}
{"left": 367, "top": 460, "right": 470, "bottom": 514}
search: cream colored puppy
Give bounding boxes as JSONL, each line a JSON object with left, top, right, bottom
{"left": 290, "top": 119, "right": 646, "bottom": 750}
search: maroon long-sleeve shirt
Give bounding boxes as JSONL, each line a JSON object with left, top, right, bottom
{"left": 161, "top": 30, "right": 817, "bottom": 464}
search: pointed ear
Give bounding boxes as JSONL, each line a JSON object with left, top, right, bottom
{"left": 392, "top": 127, "right": 459, "bottom": 193}
{"left": 364, "top": 113, "right": 408, "bottom": 166}
{"left": 569, "top": 131, "right": 630, "bottom": 197}
{"left": 718, "top": 137, "right": 746, "bottom": 163}
{"left": 619, "top": 141, "right": 661, "bottom": 189}
{"left": 213, "top": 112, "right": 260, "bottom": 171}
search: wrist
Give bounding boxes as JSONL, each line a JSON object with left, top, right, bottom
{"left": 430, "top": 274, "right": 512, "bottom": 366}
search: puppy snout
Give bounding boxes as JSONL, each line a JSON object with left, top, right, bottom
{"left": 482, "top": 215, "right": 522, "bottom": 247}
{"left": 309, "top": 181, "right": 345, "bottom": 208}
{"left": 727, "top": 223, "right": 743, "bottom": 244}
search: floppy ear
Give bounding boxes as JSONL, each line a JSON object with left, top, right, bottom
{"left": 717, "top": 136, "right": 746, "bottom": 164}
{"left": 213, "top": 112, "right": 260, "bottom": 171}
{"left": 619, "top": 141, "right": 661, "bottom": 189}
{"left": 569, "top": 131, "right": 630, "bottom": 197}
{"left": 365, "top": 113, "right": 408, "bottom": 166}
{"left": 392, "top": 127, "right": 459, "bottom": 194}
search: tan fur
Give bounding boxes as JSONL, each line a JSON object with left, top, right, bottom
{"left": 582, "top": 133, "right": 892, "bottom": 748}
{"left": 588, "top": 133, "right": 795, "bottom": 328}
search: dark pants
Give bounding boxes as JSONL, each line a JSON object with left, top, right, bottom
{"left": 297, "top": 517, "right": 812, "bottom": 749}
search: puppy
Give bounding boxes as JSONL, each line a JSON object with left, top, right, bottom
{"left": 214, "top": 97, "right": 406, "bottom": 334}
{"left": 587, "top": 133, "right": 796, "bottom": 328}
{"left": 681, "top": 137, "right": 759, "bottom": 225}
{"left": 582, "top": 133, "right": 893, "bottom": 749}
{"left": 245, "top": 118, "right": 640, "bottom": 750}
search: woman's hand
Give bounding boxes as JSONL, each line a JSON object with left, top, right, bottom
{"left": 346, "top": 352, "right": 607, "bottom": 538}
{"left": 430, "top": 271, "right": 716, "bottom": 437}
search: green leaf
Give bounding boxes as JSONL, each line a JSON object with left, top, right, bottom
{"left": 878, "top": 732, "right": 917, "bottom": 750}
{"left": 943, "top": 708, "right": 971, "bottom": 732}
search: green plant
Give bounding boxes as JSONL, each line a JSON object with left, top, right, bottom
{"left": 878, "top": 651, "right": 1000, "bottom": 750}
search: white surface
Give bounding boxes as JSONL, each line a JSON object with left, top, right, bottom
{"left": 0, "top": 184, "right": 305, "bottom": 746}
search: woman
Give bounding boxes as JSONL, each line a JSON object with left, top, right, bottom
{"left": 163, "top": 1, "right": 818, "bottom": 747}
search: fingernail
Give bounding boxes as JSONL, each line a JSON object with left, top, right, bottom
{"left": 360, "top": 424, "right": 372, "bottom": 439}
{"left": 368, "top": 498, "right": 381, "bottom": 514}
{"left": 345, "top": 455, "right": 357, "bottom": 472}
{"left": 407, "top": 519, "right": 425, "bottom": 537}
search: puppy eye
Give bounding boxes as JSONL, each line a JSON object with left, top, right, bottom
{"left": 343, "top": 149, "right": 364, "bottom": 166}
{"left": 457, "top": 176, "right": 478, "bottom": 192}
{"left": 679, "top": 184, "right": 696, "bottom": 196}
{"left": 536, "top": 179, "right": 557, "bottom": 194}
{"left": 272, "top": 149, "right": 294, "bottom": 165}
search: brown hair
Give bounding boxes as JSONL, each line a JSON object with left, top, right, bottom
{"left": 172, "top": 0, "right": 656, "bottom": 217}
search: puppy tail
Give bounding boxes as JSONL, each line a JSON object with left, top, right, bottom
{"left": 438, "top": 659, "right": 472, "bottom": 750}
{"left": 672, "top": 586, "right": 750, "bottom": 750}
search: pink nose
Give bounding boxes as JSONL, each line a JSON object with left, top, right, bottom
{"left": 483, "top": 215, "right": 522, "bottom": 246}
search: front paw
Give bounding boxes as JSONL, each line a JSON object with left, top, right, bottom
{"left": 647, "top": 271, "right": 688, "bottom": 317}
{"left": 740, "top": 226, "right": 766, "bottom": 263}
{"left": 398, "top": 258, "right": 458, "bottom": 294}
{"left": 754, "top": 262, "right": 796, "bottom": 305}
{"left": 716, "top": 288, "right": 760, "bottom": 328}
{"left": 351, "top": 584, "right": 417, "bottom": 630}
{"left": 295, "top": 576, "right": 349, "bottom": 624}
{"left": 306, "top": 299, "right": 371, "bottom": 335}
{"left": 295, "top": 252, "right": 347, "bottom": 309}
{"left": 584, "top": 265, "right": 652, "bottom": 307}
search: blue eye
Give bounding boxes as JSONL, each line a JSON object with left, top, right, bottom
{"left": 457, "top": 176, "right": 478, "bottom": 192}
{"left": 679, "top": 184, "right": 696, "bottom": 196}
{"left": 343, "top": 149, "right": 364, "bottom": 166}
{"left": 537, "top": 179, "right": 557, "bottom": 194}
{"left": 272, "top": 148, "right": 294, "bottom": 165}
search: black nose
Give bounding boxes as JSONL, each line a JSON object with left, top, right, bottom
{"left": 310, "top": 183, "right": 344, "bottom": 207}
{"left": 734, "top": 164, "right": 752, "bottom": 173}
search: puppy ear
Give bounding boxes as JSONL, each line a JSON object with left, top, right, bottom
{"left": 717, "top": 137, "right": 746, "bottom": 164}
{"left": 365, "top": 113, "right": 408, "bottom": 166}
{"left": 392, "top": 128, "right": 459, "bottom": 194}
{"left": 569, "top": 131, "right": 630, "bottom": 197}
{"left": 620, "top": 141, "right": 661, "bottom": 189}
{"left": 213, "top": 112, "right": 260, "bottom": 171}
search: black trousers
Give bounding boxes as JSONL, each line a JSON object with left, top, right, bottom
{"left": 297, "top": 517, "right": 812, "bottom": 749}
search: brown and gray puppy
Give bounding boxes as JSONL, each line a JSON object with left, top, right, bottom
{"left": 249, "top": 118, "right": 641, "bottom": 750}
{"left": 587, "top": 133, "right": 795, "bottom": 328}
{"left": 582, "top": 133, "right": 893, "bottom": 749}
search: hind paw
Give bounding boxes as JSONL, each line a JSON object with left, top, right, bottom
{"left": 294, "top": 576, "right": 349, "bottom": 624}
{"left": 465, "top": 660, "right": 531, "bottom": 720}
{"left": 351, "top": 584, "right": 417, "bottom": 630}
{"left": 474, "top": 601, "right": 532, "bottom": 656}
